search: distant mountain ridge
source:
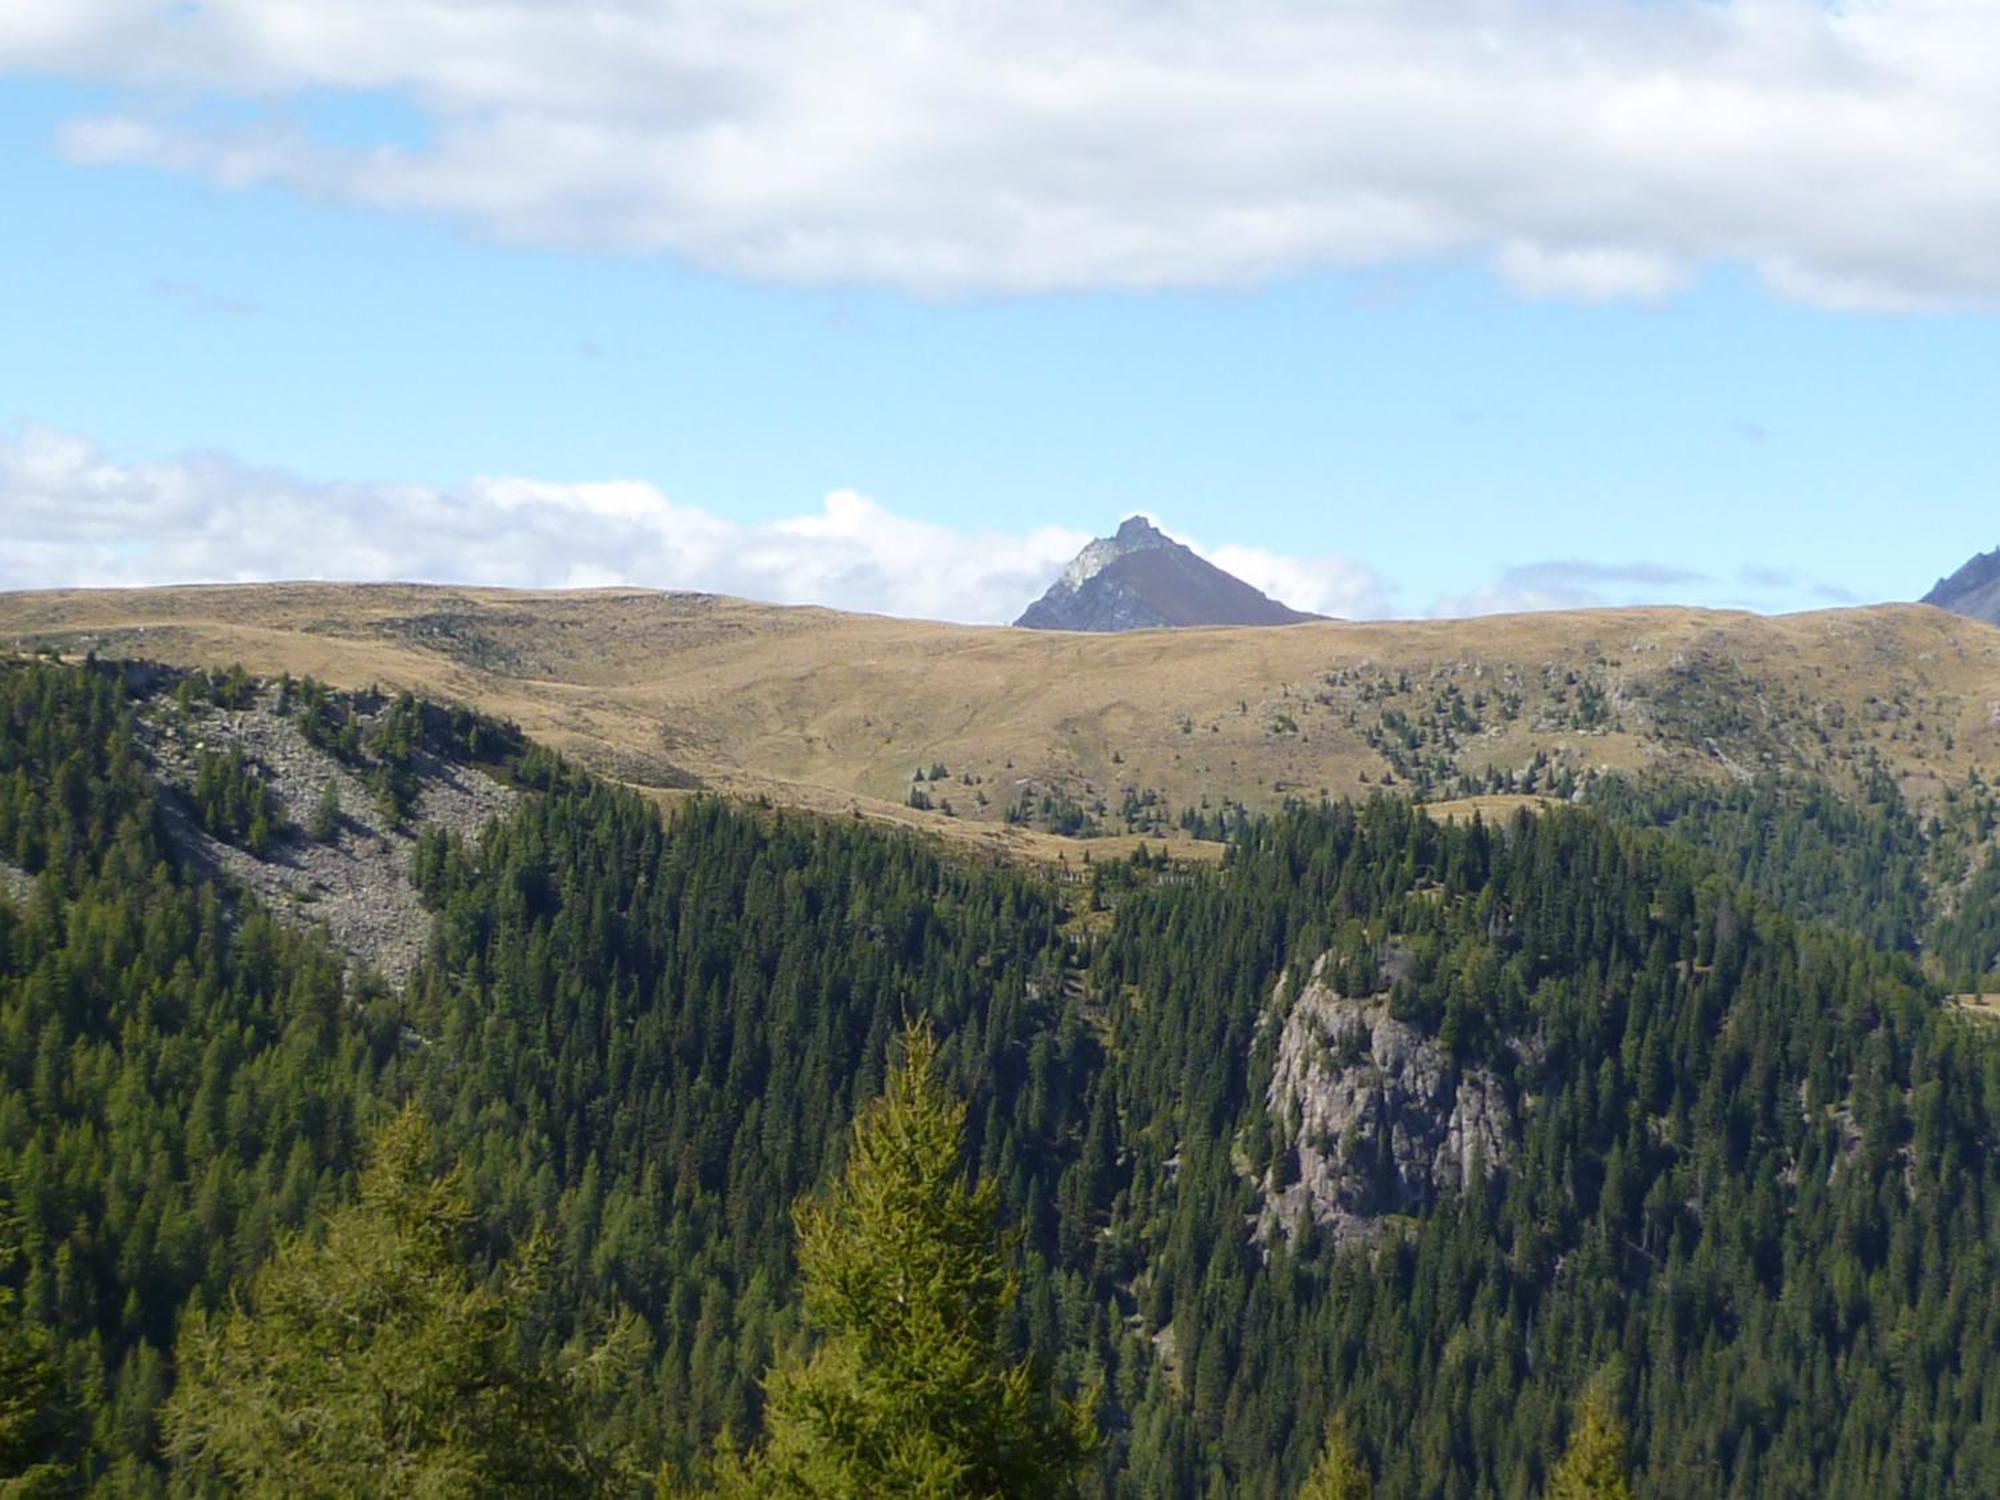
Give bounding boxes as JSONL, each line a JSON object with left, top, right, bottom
{"left": 1924, "top": 547, "right": 2000, "bottom": 626}
{"left": 1014, "top": 516, "right": 1317, "bottom": 631}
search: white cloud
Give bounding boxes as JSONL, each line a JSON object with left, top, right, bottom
{"left": 0, "top": 426, "right": 1082, "bottom": 623}
{"left": 1428, "top": 584, "right": 1602, "bottom": 619}
{"left": 0, "top": 428, "right": 1402, "bottom": 624}
{"left": 1, "top": 428, "right": 1869, "bottom": 623}
{"left": 1206, "top": 543, "right": 1395, "bottom": 620}
{"left": 1428, "top": 558, "right": 1715, "bottom": 617}
{"left": 1493, "top": 242, "right": 1688, "bottom": 304}
{"left": 6, "top": 1, "right": 2000, "bottom": 306}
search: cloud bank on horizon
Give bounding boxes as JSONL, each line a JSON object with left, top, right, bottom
{"left": 0, "top": 428, "right": 1855, "bottom": 622}
{"left": 6, "top": 0, "right": 1999, "bottom": 308}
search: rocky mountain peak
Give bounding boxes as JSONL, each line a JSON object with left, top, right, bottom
{"left": 1055, "top": 514, "right": 1173, "bottom": 595}
{"left": 1924, "top": 546, "right": 2000, "bottom": 627}
{"left": 1018, "top": 516, "right": 1316, "bottom": 632}
{"left": 1113, "top": 514, "right": 1166, "bottom": 546}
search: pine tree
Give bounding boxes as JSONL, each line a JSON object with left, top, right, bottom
{"left": 163, "top": 1105, "right": 609, "bottom": 1498}
{"left": 308, "top": 777, "right": 341, "bottom": 843}
{"left": 0, "top": 1206, "right": 79, "bottom": 1497}
{"left": 1298, "top": 1414, "right": 1372, "bottom": 1500}
{"left": 1548, "top": 1388, "right": 1635, "bottom": 1500}
{"left": 719, "top": 1022, "right": 1099, "bottom": 1499}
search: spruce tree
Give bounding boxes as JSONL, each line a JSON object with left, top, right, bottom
{"left": 1298, "top": 1414, "right": 1372, "bottom": 1500}
{"left": 308, "top": 777, "right": 341, "bottom": 843}
{"left": 163, "top": 1104, "right": 608, "bottom": 1498}
{"left": 720, "top": 1022, "right": 1098, "bottom": 1499}
{"left": 1548, "top": 1388, "right": 1635, "bottom": 1500}
{"left": 0, "top": 1207, "right": 79, "bottom": 1497}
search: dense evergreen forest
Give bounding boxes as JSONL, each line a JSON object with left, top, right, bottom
{"left": 1580, "top": 768, "right": 2000, "bottom": 987}
{"left": 5, "top": 653, "right": 2000, "bottom": 1497}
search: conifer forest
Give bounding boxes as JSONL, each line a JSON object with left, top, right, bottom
{"left": 6, "top": 652, "right": 2000, "bottom": 1498}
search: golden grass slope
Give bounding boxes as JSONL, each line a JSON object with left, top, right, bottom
{"left": 6, "top": 584, "right": 2000, "bottom": 850}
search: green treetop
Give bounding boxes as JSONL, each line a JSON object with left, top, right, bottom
{"left": 0, "top": 1204, "right": 80, "bottom": 1499}
{"left": 163, "top": 1104, "right": 612, "bottom": 1499}
{"left": 1298, "top": 1414, "right": 1372, "bottom": 1500}
{"left": 714, "top": 1022, "right": 1099, "bottom": 1500}
{"left": 1547, "top": 1388, "right": 1635, "bottom": 1500}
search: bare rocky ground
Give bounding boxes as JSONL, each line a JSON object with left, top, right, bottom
{"left": 1254, "top": 953, "right": 1516, "bottom": 1249}
{"left": 0, "top": 856, "right": 30, "bottom": 905}
{"left": 137, "top": 683, "right": 518, "bottom": 986}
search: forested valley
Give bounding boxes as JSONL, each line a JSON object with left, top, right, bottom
{"left": 6, "top": 652, "right": 2000, "bottom": 1497}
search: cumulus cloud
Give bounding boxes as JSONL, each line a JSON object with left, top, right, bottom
{"left": 5, "top": 0, "right": 2000, "bottom": 306}
{"left": 1505, "top": 560, "right": 1708, "bottom": 591}
{"left": 1206, "top": 543, "right": 1395, "bottom": 620}
{"left": 0, "top": 428, "right": 1870, "bottom": 623}
{"left": 1429, "top": 558, "right": 1709, "bottom": 617}
{"left": 1493, "top": 243, "right": 1688, "bottom": 304}
{"left": 0, "top": 427, "right": 1401, "bottom": 624}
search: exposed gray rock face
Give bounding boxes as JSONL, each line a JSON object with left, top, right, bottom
{"left": 1924, "top": 548, "right": 2000, "bottom": 627}
{"left": 1015, "top": 516, "right": 1318, "bottom": 631}
{"left": 139, "top": 686, "right": 517, "bottom": 987}
{"left": 1255, "top": 955, "right": 1514, "bottom": 1248}
{"left": 0, "top": 857, "right": 31, "bottom": 906}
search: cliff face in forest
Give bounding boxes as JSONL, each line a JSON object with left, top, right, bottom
{"left": 1255, "top": 954, "right": 1516, "bottom": 1248}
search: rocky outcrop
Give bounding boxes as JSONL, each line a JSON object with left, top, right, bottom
{"left": 1255, "top": 955, "right": 1514, "bottom": 1248}
{"left": 139, "top": 686, "right": 517, "bottom": 987}
{"left": 0, "top": 857, "right": 31, "bottom": 906}
{"left": 1015, "top": 516, "right": 1317, "bottom": 631}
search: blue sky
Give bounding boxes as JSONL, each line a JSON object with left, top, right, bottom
{"left": 4, "top": 4, "right": 1999, "bottom": 621}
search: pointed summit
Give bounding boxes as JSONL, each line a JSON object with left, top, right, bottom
{"left": 1112, "top": 514, "right": 1166, "bottom": 545}
{"left": 1924, "top": 546, "right": 2000, "bottom": 626}
{"left": 1015, "top": 517, "right": 1318, "bottom": 632}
